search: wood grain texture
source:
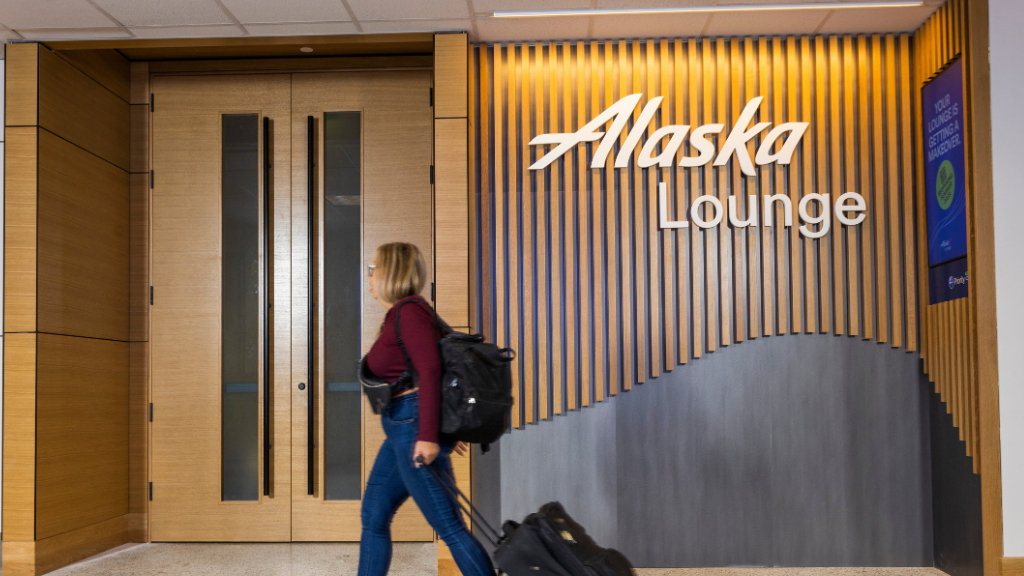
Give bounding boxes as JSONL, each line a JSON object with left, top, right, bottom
{"left": 961, "top": 0, "right": 1004, "bottom": 571}
{"left": 536, "top": 44, "right": 551, "bottom": 418}
{"left": 290, "top": 71, "right": 434, "bottom": 541}
{"left": 38, "top": 47, "right": 130, "bottom": 171}
{"left": 507, "top": 45, "right": 522, "bottom": 425}
{"left": 130, "top": 104, "right": 150, "bottom": 174}
{"left": 128, "top": 341, "right": 149, "bottom": 543}
{"left": 5, "top": 43, "right": 39, "bottom": 127}
{"left": 148, "top": 55, "right": 433, "bottom": 75}
{"left": 130, "top": 62, "right": 150, "bottom": 105}
{"left": 4, "top": 127, "right": 39, "bottom": 333}
{"left": 150, "top": 74, "right": 292, "bottom": 541}
{"left": 37, "top": 129, "right": 130, "bottom": 342}
{"left": 521, "top": 44, "right": 535, "bottom": 420}
{"left": 435, "top": 118, "right": 471, "bottom": 327}
{"left": 35, "top": 334, "right": 129, "bottom": 540}
{"left": 435, "top": 33, "right": 468, "bottom": 119}
{"left": 2, "top": 514, "right": 129, "bottom": 576}
{"left": 1003, "top": 558, "right": 1024, "bottom": 576}
{"left": 53, "top": 49, "right": 130, "bottom": 103}
{"left": 130, "top": 173, "right": 150, "bottom": 343}
{"left": 3, "top": 334, "right": 37, "bottom": 541}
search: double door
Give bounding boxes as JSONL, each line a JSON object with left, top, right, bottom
{"left": 149, "top": 71, "right": 433, "bottom": 541}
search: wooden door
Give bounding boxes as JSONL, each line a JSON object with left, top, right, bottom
{"left": 290, "top": 71, "right": 435, "bottom": 541}
{"left": 150, "top": 74, "right": 292, "bottom": 541}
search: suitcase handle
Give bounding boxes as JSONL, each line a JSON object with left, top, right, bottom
{"left": 416, "top": 455, "right": 503, "bottom": 548}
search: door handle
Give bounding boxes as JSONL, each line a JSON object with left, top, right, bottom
{"left": 307, "top": 115, "right": 316, "bottom": 496}
{"left": 263, "top": 116, "right": 272, "bottom": 497}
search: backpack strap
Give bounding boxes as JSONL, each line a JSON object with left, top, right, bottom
{"left": 392, "top": 298, "right": 452, "bottom": 377}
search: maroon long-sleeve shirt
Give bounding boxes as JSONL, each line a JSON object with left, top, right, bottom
{"left": 366, "top": 296, "right": 444, "bottom": 443}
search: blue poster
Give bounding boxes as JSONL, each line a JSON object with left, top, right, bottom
{"left": 922, "top": 58, "right": 968, "bottom": 268}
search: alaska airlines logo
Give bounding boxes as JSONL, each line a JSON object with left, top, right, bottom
{"left": 529, "top": 93, "right": 866, "bottom": 239}
{"left": 528, "top": 94, "right": 807, "bottom": 174}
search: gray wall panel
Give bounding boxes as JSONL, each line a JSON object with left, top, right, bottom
{"left": 487, "top": 334, "right": 932, "bottom": 567}
{"left": 500, "top": 399, "right": 618, "bottom": 549}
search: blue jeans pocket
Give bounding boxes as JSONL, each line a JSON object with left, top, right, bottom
{"left": 387, "top": 395, "right": 418, "bottom": 425}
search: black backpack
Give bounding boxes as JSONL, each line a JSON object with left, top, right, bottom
{"left": 394, "top": 300, "right": 515, "bottom": 450}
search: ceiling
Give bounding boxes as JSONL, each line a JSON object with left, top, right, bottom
{"left": 0, "top": 0, "right": 944, "bottom": 54}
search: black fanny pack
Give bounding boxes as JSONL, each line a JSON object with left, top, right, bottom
{"left": 358, "top": 357, "right": 415, "bottom": 415}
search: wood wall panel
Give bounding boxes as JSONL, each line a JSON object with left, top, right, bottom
{"left": 2, "top": 334, "right": 37, "bottom": 541}
{"left": 38, "top": 47, "right": 130, "bottom": 171}
{"left": 5, "top": 44, "right": 39, "bottom": 127}
{"left": 2, "top": 514, "right": 129, "bottom": 576}
{"left": 472, "top": 36, "right": 918, "bottom": 428}
{"left": 37, "top": 129, "right": 130, "bottom": 342}
{"left": 435, "top": 34, "right": 468, "bottom": 119}
{"left": 4, "top": 127, "right": 39, "bottom": 333}
{"left": 53, "top": 49, "right": 130, "bottom": 103}
{"left": 35, "top": 334, "right": 129, "bottom": 540}
{"left": 435, "top": 119, "right": 470, "bottom": 327}
{"left": 128, "top": 341, "right": 149, "bottom": 543}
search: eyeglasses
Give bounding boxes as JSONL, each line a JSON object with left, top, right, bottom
{"left": 367, "top": 264, "right": 376, "bottom": 277}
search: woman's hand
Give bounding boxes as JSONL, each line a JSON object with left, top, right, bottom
{"left": 413, "top": 441, "right": 440, "bottom": 467}
{"left": 453, "top": 441, "right": 470, "bottom": 457}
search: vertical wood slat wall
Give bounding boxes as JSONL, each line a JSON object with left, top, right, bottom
{"left": 913, "top": 0, "right": 980, "bottom": 472}
{"left": 470, "top": 36, "right": 922, "bottom": 431}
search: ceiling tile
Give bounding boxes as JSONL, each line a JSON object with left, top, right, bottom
{"left": 590, "top": 13, "right": 708, "bottom": 40}
{"left": 345, "top": 0, "right": 470, "bottom": 21}
{"left": 218, "top": 0, "right": 350, "bottom": 24}
{"left": 244, "top": 21, "right": 359, "bottom": 36}
{"left": 93, "top": 0, "right": 233, "bottom": 26}
{"left": 474, "top": 0, "right": 590, "bottom": 12}
{"left": 127, "top": 24, "right": 243, "bottom": 38}
{"left": 0, "top": 0, "right": 117, "bottom": 29}
{"left": 817, "top": 6, "right": 938, "bottom": 34}
{"left": 14, "top": 27, "right": 132, "bottom": 39}
{"left": 702, "top": 9, "right": 830, "bottom": 37}
{"left": 475, "top": 16, "right": 590, "bottom": 43}
{"left": 360, "top": 19, "right": 471, "bottom": 33}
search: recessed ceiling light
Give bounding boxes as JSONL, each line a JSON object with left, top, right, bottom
{"left": 491, "top": 0, "right": 923, "bottom": 17}
{"left": 300, "top": 47, "right": 314, "bottom": 53}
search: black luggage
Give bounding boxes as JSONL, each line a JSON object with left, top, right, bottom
{"left": 421, "top": 459, "right": 635, "bottom": 576}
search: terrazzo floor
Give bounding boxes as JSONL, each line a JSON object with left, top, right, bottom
{"left": 34, "top": 543, "right": 951, "bottom": 576}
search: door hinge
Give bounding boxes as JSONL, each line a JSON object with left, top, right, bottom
{"left": 149, "top": 403, "right": 153, "bottom": 422}
{"left": 430, "top": 165, "right": 434, "bottom": 185}
{"left": 150, "top": 93, "right": 154, "bottom": 113}
{"left": 429, "top": 87, "right": 434, "bottom": 107}
{"left": 150, "top": 286, "right": 153, "bottom": 305}
{"left": 149, "top": 482, "right": 153, "bottom": 501}
{"left": 149, "top": 170, "right": 154, "bottom": 189}
{"left": 431, "top": 282, "right": 435, "bottom": 302}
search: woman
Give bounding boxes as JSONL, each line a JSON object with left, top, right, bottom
{"left": 359, "top": 242, "right": 496, "bottom": 576}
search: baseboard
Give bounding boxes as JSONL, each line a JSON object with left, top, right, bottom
{"left": 2, "top": 514, "right": 130, "bottom": 576}
{"left": 128, "top": 512, "right": 148, "bottom": 543}
{"left": 438, "top": 558, "right": 461, "bottom": 576}
{"left": 1003, "top": 557, "right": 1024, "bottom": 576}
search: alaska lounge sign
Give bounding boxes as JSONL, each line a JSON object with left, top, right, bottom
{"left": 529, "top": 94, "right": 866, "bottom": 239}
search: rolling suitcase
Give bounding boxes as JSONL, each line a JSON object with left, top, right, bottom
{"left": 421, "top": 459, "right": 635, "bottom": 576}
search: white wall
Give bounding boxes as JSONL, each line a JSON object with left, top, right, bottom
{"left": 989, "top": 0, "right": 1024, "bottom": 558}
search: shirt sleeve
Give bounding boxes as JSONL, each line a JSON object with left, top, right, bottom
{"left": 400, "top": 301, "right": 442, "bottom": 443}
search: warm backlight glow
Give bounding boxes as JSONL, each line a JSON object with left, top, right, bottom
{"left": 492, "top": 1, "right": 923, "bottom": 18}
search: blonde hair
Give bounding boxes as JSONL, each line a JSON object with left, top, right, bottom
{"left": 373, "top": 242, "right": 428, "bottom": 304}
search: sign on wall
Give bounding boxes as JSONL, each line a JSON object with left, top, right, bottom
{"left": 922, "top": 57, "right": 968, "bottom": 304}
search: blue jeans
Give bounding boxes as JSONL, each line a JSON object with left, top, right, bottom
{"left": 358, "top": 392, "right": 495, "bottom": 576}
